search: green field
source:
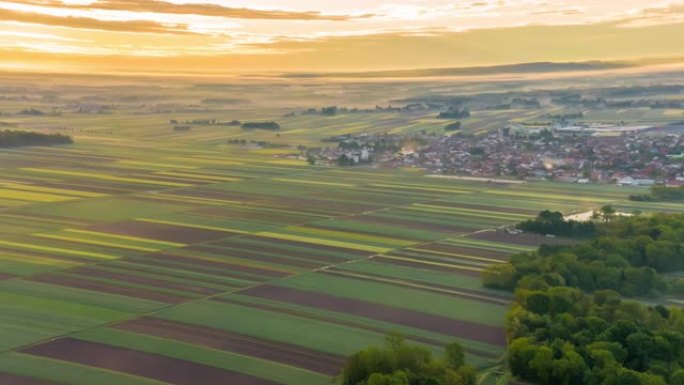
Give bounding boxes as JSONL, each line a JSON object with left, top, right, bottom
{"left": 0, "top": 75, "right": 681, "bottom": 385}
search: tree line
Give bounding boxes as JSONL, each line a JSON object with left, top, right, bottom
{"left": 339, "top": 333, "right": 476, "bottom": 385}
{"left": 631, "top": 186, "right": 684, "bottom": 202}
{"left": 0, "top": 130, "right": 73, "bottom": 148}
{"left": 516, "top": 210, "right": 598, "bottom": 238}
{"left": 484, "top": 213, "right": 684, "bottom": 385}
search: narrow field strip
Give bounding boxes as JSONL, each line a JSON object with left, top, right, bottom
{"left": 20, "top": 168, "right": 193, "bottom": 188}
{"left": 254, "top": 232, "right": 391, "bottom": 253}
{"left": 0, "top": 353, "right": 170, "bottom": 385}
{"left": 64, "top": 229, "right": 185, "bottom": 248}
{"left": 0, "top": 189, "right": 75, "bottom": 203}
{"left": 271, "top": 178, "right": 355, "bottom": 187}
{"left": 113, "top": 317, "right": 345, "bottom": 376}
{"left": 3, "top": 184, "right": 106, "bottom": 198}
{"left": 135, "top": 218, "right": 248, "bottom": 234}
{"left": 21, "top": 338, "right": 286, "bottom": 385}
{"left": 375, "top": 255, "right": 485, "bottom": 273}
{"left": 31, "top": 234, "right": 158, "bottom": 253}
{"left": 0, "top": 241, "right": 117, "bottom": 261}
{"left": 238, "top": 285, "right": 506, "bottom": 346}
{"left": 320, "top": 269, "right": 510, "bottom": 306}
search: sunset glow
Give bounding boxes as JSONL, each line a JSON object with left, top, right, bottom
{"left": 1, "top": 0, "right": 683, "bottom": 74}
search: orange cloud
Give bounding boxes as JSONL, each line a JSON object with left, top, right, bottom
{"left": 4, "top": 0, "right": 375, "bottom": 20}
{"left": 0, "top": 7, "right": 194, "bottom": 34}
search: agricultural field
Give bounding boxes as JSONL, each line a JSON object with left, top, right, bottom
{"left": 0, "top": 139, "right": 664, "bottom": 384}
{"left": 0, "top": 74, "right": 682, "bottom": 385}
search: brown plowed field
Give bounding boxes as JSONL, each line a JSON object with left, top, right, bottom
{"left": 68, "top": 266, "right": 222, "bottom": 296}
{"left": 28, "top": 274, "right": 188, "bottom": 304}
{"left": 0, "top": 373, "right": 59, "bottom": 385}
{"left": 88, "top": 220, "right": 234, "bottom": 244}
{"left": 353, "top": 215, "right": 470, "bottom": 234}
{"left": 321, "top": 269, "right": 511, "bottom": 305}
{"left": 373, "top": 255, "right": 483, "bottom": 277}
{"left": 240, "top": 235, "right": 373, "bottom": 257}
{"left": 139, "top": 253, "right": 291, "bottom": 278}
{"left": 115, "top": 317, "right": 345, "bottom": 375}
{"left": 22, "top": 338, "right": 281, "bottom": 385}
{"left": 239, "top": 285, "right": 506, "bottom": 346}
{"left": 468, "top": 229, "right": 574, "bottom": 247}
{"left": 185, "top": 244, "right": 323, "bottom": 269}
{"left": 209, "top": 240, "right": 347, "bottom": 264}
{"left": 417, "top": 243, "right": 512, "bottom": 260}
{"left": 214, "top": 298, "right": 500, "bottom": 359}
{"left": 126, "top": 255, "right": 266, "bottom": 282}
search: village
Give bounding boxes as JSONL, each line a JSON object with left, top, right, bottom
{"left": 306, "top": 124, "right": 684, "bottom": 186}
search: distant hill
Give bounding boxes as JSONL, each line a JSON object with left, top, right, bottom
{"left": 279, "top": 59, "right": 679, "bottom": 79}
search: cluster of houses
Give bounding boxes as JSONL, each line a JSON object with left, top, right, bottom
{"left": 308, "top": 134, "right": 405, "bottom": 165}
{"left": 391, "top": 128, "right": 684, "bottom": 185}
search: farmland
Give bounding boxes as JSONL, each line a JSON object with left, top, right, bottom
{"left": 0, "top": 74, "right": 682, "bottom": 385}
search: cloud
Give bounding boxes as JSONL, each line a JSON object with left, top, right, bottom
{"left": 0, "top": 7, "right": 195, "bottom": 34}
{"left": 5, "top": 0, "right": 376, "bottom": 20}
{"left": 1, "top": 21, "right": 684, "bottom": 75}
{"left": 617, "top": 1, "right": 684, "bottom": 27}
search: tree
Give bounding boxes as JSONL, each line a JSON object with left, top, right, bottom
{"left": 339, "top": 334, "right": 477, "bottom": 385}
{"left": 498, "top": 213, "right": 684, "bottom": 385}
{"left": 444, "top": 342, "right": 465, "bottom": 370}
{"left": 529, "top": 346, "right": 554, "bottom": 384}
{"left": 482, "top": 263, "right": 517, "bottom": 290}
{"left": 671, "top": 370, "right": 684, "bottom": 385}
{"left": 525, "top": 291, "right": 551, "bottom": 314}
{"left": 600, "top": 205, "right": 617, "bottom": 222}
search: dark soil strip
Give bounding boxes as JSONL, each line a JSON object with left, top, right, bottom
{"left": 186, "top": 244, "right": 324, "bottom": 269}
{"left": 240, "top": 235, "right": 373, "bottom": 258}
{"left": 322, "top": 269, "right": 512, "bottom": 304}
{"left": 270, "top": 196, "right": 382, "bottom": 215}
{"left": 0, "top": 272, "right": 16, "bottom": 281}
{"left": 192, "top": 207, "right": 312, "bottom": 225}
{"left": 21, "top": 338, "right": 281, "bottom": 385}
{"left": 88, "top": 220, "right": 234, "bottom": 244}
{"left": 468, "top": 230, "right": 575, "bottom": 247}
{"left": 353, "top": 215, "right": 469, "bottom": 234}
{"left": 418, "top": 243, "right": 512, "bottom": 260}
{"left": 212, "top": 239, "right": 347, "bottom": 264}
{"left": 239, "top": 285, "right": 507, "bottom": 346}
{"left": 123, "top": 256, "right": 262, "bottom": 283}
{"left": 0, "top": 247, "right": 93, "bottom": 264}
{"left": 171, "top": 188, "right": 257, "bottom": 202}
{"left": 373, "top": 255, "right": 483, "bottom": 277}
{"left": 115, "top": 317, "right": 345, "bottom": 376}
{"left": 425, "top": 201, "right": 538, "bottom": 215}
{"left": 27, "top": 274, "right": 188, "bottom": 304}
{"left": 68, "top": 266, "right": 222, "bottom": 296}
{"left": 40, "top": 181, "right": 129, "bottom": 195}
{"left": 303, "top": 223, "right": 422, "bottom": 243}
{"left": 139, "top": 253, "right": 290, "bottom": 279}
{"left": 105, "top": 260, "right": 246, "bottom": 288}
{"left": 0, "top": 373, "right": 59, "bottom": 385}
{"left": 214, "top": 297, "right": 500, "bottom": 360}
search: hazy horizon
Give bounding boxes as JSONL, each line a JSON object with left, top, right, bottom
{"left": 1, "top": 0, "right": 684, "bottom": 74}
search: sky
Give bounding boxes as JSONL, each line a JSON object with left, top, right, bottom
{"left": 1, "top": 0, "right": 683, "bottom": 75}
